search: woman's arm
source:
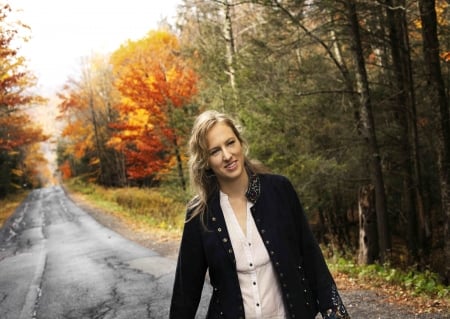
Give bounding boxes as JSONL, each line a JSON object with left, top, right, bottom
{"left": 170, "top": 214, "right": 208, "bottom": 319}
{"left": 283, "top": 177, "right": 350, "bottom": 318}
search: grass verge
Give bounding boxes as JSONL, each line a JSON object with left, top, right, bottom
{"left": 64, "top": 178, "right": 187, "bottom": 238}
{"left": 0, "top": 191, "right": 29, "bottom": 228}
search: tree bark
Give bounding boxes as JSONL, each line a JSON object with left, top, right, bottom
{"left": 385, "top": 0, "right": 431, "bottom": 263}
{"left": 346, "top": 0, "right": 391, "bottom": 263}
{"left": 418, "top": 0, "right": 450, "bottom": 281}
{"left": 222, "top": 0, "right": 239, "bottom": 109}
{"left": 358, "top": 185, "right": 379, "bottom": 264}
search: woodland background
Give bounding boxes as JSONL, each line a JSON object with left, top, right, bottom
{"left": 1, "top": 0, "right": 450, "bottom": 285}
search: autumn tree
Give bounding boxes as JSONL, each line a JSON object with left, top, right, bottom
{"left": 0, "top": 4, "right": 48, "bottom": 196}
{"left": 109, "top": 30, "right": 197, "bottom": 188}
{"left": 57, "top": 54, "right": 125, "bottom": 186}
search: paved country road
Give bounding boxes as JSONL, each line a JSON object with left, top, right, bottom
{"left": 0, "top": 186, "right": 210, "bottom": 319}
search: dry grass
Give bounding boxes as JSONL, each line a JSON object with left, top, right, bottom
{"left": 0, "top": 192, "right": 29, "bottom": 227}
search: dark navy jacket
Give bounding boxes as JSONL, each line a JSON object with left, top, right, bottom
{"left": 170, "top": 174, "right": 348, "bottom": 319}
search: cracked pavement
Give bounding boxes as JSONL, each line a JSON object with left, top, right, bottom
{"left": 0, "top": 186, "right": 210, "bottom": 318}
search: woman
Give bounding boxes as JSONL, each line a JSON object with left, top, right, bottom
{"left": 170, "top": 110, "right": 350, "bottom": 319}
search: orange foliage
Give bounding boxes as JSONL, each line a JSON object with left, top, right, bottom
{"left": 109, "top": 30, "right": 197, "bottom": 180}
{"left": 59, "top": 160, "right": 72, "bottom": 180}
{"left": 57, "top": 82, "right": 95, "bottom": 160}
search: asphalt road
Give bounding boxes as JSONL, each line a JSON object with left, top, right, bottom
{"left": 0, "top": 186, "right": 210, "bottom": 319}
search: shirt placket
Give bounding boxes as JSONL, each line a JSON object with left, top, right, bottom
{"left": 244, "top": 202, "right": 263, "bottom": 319}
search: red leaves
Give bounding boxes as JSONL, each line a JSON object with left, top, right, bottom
{"left": 109, "top": 30, "right": 198, "bottom": 181}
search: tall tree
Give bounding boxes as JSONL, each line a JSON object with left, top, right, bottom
{"left": 0, "top": 4, "right": 47, "bottom": 196}
{"left": 345, "top": 0, "right": 391, "bottom": 263}
{"left": 417, "top": 0, "right": 450, "bottom": 280}
{"left": 109, "top": 30, "right": 197, "bottom": 188}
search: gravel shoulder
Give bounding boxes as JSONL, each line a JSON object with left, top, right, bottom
{"left": 67, "top": 191, "right": 449, "bottom": 319}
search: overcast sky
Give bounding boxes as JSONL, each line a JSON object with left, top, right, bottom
{"left": 13, "top": 0, "right": 181, "bottom": 95}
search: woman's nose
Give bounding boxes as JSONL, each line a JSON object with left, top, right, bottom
{"left": 222, "top": 148, "right": 232, "bottom": 160}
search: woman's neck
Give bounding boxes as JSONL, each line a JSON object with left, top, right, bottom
{"left": 219, "top": 173, "right": 249, "bottom": 199}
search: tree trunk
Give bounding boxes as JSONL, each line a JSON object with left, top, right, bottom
{"left": 173, "top": 135, "right": 186, "bottom": 190}
{"left": 222, "top": 0, "right": 239, "bottom": 109}
{"left": 385, "top": 0, "right": 431, "bottom": 263}
{"left": 358, "top": 185, "right": 379, "bottom": 264}
{"left": 346, "top": 0, "right": 391, "bottom": 263}
{"left": 418, "top": 0, "right": 450, "bottom": 281}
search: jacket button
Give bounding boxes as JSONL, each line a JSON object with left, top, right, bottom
{"left": 280, "top": 272, "right": 284, "bottom": 277}
{"left": 228, "top": 249, "right": 233, "bottom": 253}
{"left": 218, "top": 227, "right": 222, "bottom": 232}
{"left": 212, "top": 217, "right": 216, "bottom": 221}
{"left": 261, "top": 229, "right": 266, "bottom": 233}
{"left": 223, "top": 238, "right": 228, "bottom": 243}
{"left": 265, "top": 240, "right": 270, "bottom": 244}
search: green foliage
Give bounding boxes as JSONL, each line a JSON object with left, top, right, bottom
{"left": 330, "top": 257, "right": 449, "bottom": 299}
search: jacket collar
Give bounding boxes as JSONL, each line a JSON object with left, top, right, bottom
{"left": 245, "top": 172, "right": 261, "bottom": 204}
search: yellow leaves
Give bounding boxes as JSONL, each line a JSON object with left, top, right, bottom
{"left": 441, "top": 51, "right": 450, "bottom": 62}
{"left": 11, "top": 168, "right": 23, "bottom": 177}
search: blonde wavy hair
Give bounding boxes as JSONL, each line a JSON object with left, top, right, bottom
{"left": 187, "top": 110, "right": 258, "bottom": 222}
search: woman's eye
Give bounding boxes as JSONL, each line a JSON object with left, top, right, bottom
{"left": 210, "top": 149, "right": 220, "bottom": 156}
{"left": 227, "top": 140, "right": 235, "bottom": 146}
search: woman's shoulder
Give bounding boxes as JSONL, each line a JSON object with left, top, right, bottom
{"left": 258, "top": 172, "right": 292, "bottom": 185}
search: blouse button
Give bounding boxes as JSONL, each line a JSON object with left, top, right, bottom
{"left": 253, "top": 281, "right": 256, "bottom": 285}
{"left": 249, "top": 263, "right": 253, "bottom": 267}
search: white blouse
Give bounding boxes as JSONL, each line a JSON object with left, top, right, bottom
{"left": 220, "top": 192, "right": 287, "bottom": 319}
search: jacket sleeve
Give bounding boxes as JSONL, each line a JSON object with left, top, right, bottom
{"left": 169, "top": 212, "right": 208, "bottom": 319}
{"left": 283, "top": 177, "right": 350, "bottom": 318}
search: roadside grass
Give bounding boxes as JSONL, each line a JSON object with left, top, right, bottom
{"left": 328, "top": 255, "right": 449, "bottom": 313}
{"left": 64, "top": 178, "right": 187, "bottom": 237}
{"left": 0, "top": 191, "right": 29, "bottom": 228}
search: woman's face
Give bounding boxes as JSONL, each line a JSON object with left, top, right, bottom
{"left": 206, "top": 122, "right": 246, "bottom": 186}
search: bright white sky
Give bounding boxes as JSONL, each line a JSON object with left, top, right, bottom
{"left": 12, "top": 0, "right": 182, "bottom": 95}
